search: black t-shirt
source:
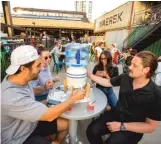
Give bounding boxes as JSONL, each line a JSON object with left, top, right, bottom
{"left": 110, "top": 73, "right": 161, "bottom": 122}
{"left": 93, "top": 65, "right": 118, "bottom": 88}
{"left": 93, "top": 65, "right": 105, "bottom": 89}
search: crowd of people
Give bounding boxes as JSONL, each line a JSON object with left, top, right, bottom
{"left": 1, "top": 42, "right": 161, "bottom": 144}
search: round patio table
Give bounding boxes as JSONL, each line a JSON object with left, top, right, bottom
{"left": 61, "top": 87, "right": 107, "bottom": 144}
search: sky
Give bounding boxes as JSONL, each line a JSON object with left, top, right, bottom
{"left": 0, "top": 0, "right": 129, "bottom": 21}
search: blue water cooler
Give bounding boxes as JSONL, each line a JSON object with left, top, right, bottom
{"left": 65, "top": 43, "right": 89, "bottom": 88}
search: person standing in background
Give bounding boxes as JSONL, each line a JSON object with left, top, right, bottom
{"left": 95, "top": 42, "right": 103, "bottom": 62}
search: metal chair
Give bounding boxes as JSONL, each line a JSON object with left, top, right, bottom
{"left": 1, "top": 50, "right": 10, "bottom": 81}
{"left": 51, "top": 53, "right": 66, "bottom": 74}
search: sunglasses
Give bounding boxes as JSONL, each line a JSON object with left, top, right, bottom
{"left": 100, "top": 57, "right": 106, "bottom": 60}
{"left": 44, "top": 55, "right": 52, "bottom": 60}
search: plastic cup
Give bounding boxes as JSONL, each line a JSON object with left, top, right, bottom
{"left": 87, "top": 102, "right": 95, "bottom": 111}
{"left": 89, "top": 88, "right": 95, "bottom": 103}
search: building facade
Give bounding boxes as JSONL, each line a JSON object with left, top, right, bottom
{"left": 75, "top": 1, "right": 92, "bottom": 21}
{"left": 93, "top": 1, "right": 161, "bottom": 56}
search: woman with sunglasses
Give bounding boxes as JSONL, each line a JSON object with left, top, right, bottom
{"left": 30, "top": 46, "right": 60, "bottom": 102}
{"left": 93, "top": 50, "right": 118, "bottom": 110}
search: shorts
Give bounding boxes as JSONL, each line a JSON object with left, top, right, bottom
{"left": 23, "top": 119, "right": 57, "bottom": 144}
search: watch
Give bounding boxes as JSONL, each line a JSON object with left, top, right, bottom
{"left": 120, "top": 122, "right": 126, "bottom": 131}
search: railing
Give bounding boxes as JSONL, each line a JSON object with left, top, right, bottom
{"left": 1, "top": 23, "right": 55, "bottom": 48}
{"left": 1, "top": 23, "right": 55, "bottom": 81}
{"left": 123, "top": 4, "right": 161, "bottom": 49}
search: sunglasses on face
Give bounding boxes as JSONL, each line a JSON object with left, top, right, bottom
{"left": 44, "top": 55, "right": 52, "bottom": 60}
{"left": 101, "top": 57, "right": 106, "bottom": 60}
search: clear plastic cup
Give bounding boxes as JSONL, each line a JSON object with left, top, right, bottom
{"left": 89, "top": 88, "right": 95, "bottom": 103}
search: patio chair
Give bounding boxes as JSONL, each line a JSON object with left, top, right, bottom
{"left": 51, "top": 53, "right": 66, "bottom": 74}
{"left": 1, "top": 51, "right": 10, "bottom": 81}
{"left": 89, "top": 46, "right": 96, "bottom": 61}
